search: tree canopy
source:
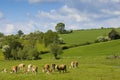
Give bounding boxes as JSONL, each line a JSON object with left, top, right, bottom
{"left": 55, "top": 22, "right": 65, "bottom": 34}
{"left": 108, "top": 29, "right": 120, "bottom": 40}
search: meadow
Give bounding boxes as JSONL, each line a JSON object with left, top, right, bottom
{"left": 60, "top": 28, "right": 120, "bottom": 45}
{"left": 0, "top": 28, "right": 120, "bottom": 80}
{"left": 0, "top": 56, "right": 120, "bottom": 80}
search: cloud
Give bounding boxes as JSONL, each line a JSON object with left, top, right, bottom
{"left": 36, "top": 5, "right": 89, "bottom": 23}
{"left": 101, "top": 9, "right": 120, "bottom": 16}
{"left": 4, "top": 24, "right": 15, "bottom": 35}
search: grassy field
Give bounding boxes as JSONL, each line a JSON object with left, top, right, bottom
{"left": 1, "top": 28, "right": 120, "bottom": 80}
{"left": 0, "top": 57, "right": 120, "bottom": 80}
{"left": 1, "top": 40, "right": 120, "bottom": 80}
{"left": 59, "top": 28, "right": 120, "bottom": 45}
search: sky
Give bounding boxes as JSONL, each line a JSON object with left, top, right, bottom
{"left": 0, "top": 0, "right": 120, "bottom": 35}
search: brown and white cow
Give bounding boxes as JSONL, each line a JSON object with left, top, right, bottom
{"left": 31, "top": 65, "right": 38, "bottom": 74}
{"left": 18, "top": 63, "right": 25, "bottom": 71}
{"left": 10, "top": 66, "right": 18, "bottom": 73}
{"left": 56, "top": 64, "right": 67, "bottom": 73}
{"left": 42, "top": 64, "right": 50, "bottom": 73}
{"left": 70, "top": 61, "right": 78, "bottom": 68}
{"left": 51, "top": 63, "right": 56, "bottom": 72}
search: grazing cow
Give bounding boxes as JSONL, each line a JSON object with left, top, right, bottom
{"left": 70, "top": 61, "right": 78, "bottom": 68}
{"left": 18, "top": 63, "right": 25, "bottom": 70}
{"left": 56, "top": 64, "right": 67, "bottom": 73}
{"left": 42, "top": 64, "right": 50, "bottom": 73}
{"left": 10, "top": 66, "right": 18, "bottom": 73}
{"left": 31, "top": 65, "right": 38, "bottom": 74}
{"left": 51, "top": 63, "right": 56, "bottom": 72}
{"left": 1, "top": 68, "right": 7, "bottom": 73}
{"left": 27, "top": 64, "right": 33, "bottom": 72}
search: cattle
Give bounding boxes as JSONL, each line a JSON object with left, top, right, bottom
{"left": 70, "top": 61, "right": 78, "bottom": 68}
{"left": 51, "top": 63, "right": 56, "bottom": 72}
{"left": 56, "top": 64, "right": 67, "bottom": 73}
{"left": 10, "top": 66, "right": 18, "bottom": 73}
{"left": 42, "top": 64, "right": 50, "bottom": 73}
{"left": 31, "top": 65, "right": 38, "bottom": 74}
{"left": 1, "top": 68, "right": 7, "bottom": 73}
{"left": 27, "top": 64, "right": 33, "bottom": 72}
{"left": 18, "top": 63, "right": 25, "bottom": 71}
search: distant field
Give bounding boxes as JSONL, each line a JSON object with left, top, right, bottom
{"left": 59, "top": 28, "right": 120, "bottom": 45}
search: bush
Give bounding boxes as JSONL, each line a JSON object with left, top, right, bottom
{"left": 108, "top": 29, "right": 120, "bottom": 40}
{"left": 95, "top": 36, "right": 110, "bottom": 43}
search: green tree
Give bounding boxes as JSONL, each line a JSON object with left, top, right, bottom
{"left": 17, "top": 48, "right": 24, "bottom": 60}
{"left": 55, "top": 22, "right": 65, "bottom": 34}
{"left": 0, "top": 32, "right": 4, "bottom": 37}
{"left": 11, "top": 49, "right": 18, "bottom": 60}
{"left": 18, "top": 30, "right": 24, "bottom": 37}
{"left": 49, "top": 43, "right": 62, "bottom": 59}
{"left": 27, "top": 48, "right": 40, "bottom": 60}
{"left": 44, "top": 30, "right": 59, "bottom": 47}
{"left": 108, "top": 29, "right": 120, "bottom": 40}
{"left": 2, "top": 45, "right": 11, "bottom": 60}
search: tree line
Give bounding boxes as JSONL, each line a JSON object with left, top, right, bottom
{"left": 0, "top": 22, "right": 71, "bottom": 60}
{"left": 0, "top": 22, "right": 120, "bottom": 60}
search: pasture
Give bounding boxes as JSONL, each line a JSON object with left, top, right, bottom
{"left": 1, "top": 28, "right": 120, "bottom": 80}
{"left": 1, "top": 39, "right": 120, "bottom": 80}
{"left": 60, "top": 28, "right": 120, "bottom": 45}
{"left": 0, "top": 57, "right": 120, "bottom": 80}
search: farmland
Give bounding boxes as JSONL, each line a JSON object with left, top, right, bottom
{"left": 0, "top": 28, "right": 120, "bottom": 80}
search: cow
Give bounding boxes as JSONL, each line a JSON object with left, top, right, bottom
{"left": 56, "top": 64, "right": 67, "bottom": 73}
{"left": 27, "top": 64, "right": 33, "bottom": 72}
{"left": 10, "top": 66, "right": 18, "bottom": 73}
{"left": 70, "top": 61, "right": 78, "bottom": 68}
{"left": 42, "top": 64, "right": 50, "bottom": 73}
{"left": 51, "top": 63, "right": 56, "bottom": 72}
{"left": 31, "top": 65, "right": 38, "bottom": 74}
{"left": 18, "top": 63, "right": 25, "bottom": 71}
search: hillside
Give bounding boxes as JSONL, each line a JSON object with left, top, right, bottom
{"left": 41, "top": 39, "right": 120, "bottom": 58}
{"left": 60, "top": 28, "right": 120, "bottom": 45}
{"left": 63, "top": 39, "right": 120, "bottom": 57}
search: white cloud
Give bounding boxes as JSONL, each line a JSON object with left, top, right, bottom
{"left": 36, "top": 5, "right": 89, "bottom": 23}
{"left": 4, "top": 24, "right": 15, "bottom": 35}
{"left": 101, "top": 9, "right": 120, "bottom": 16}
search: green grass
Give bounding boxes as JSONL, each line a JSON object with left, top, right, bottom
{"left": 63, "top": 39, "right": 120, "bottom": 57}
{"left": 0, "top": 57, "right": 120, "bottom": 80}
{"left": 1, "top": 28, "right": 120, "bottom": 80}
{"left": 1, "top": 39, "right": 120, "bottom": 80}
{"left": 59, "top": 28, "right": 120, "bottom": 45}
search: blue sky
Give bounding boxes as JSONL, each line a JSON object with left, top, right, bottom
{"left": 0, "top": 0, "right": 120, "bottom": 35}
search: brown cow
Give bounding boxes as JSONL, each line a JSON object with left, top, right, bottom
{"left": 10, "top": 66, "right": 18, "bottom": 73}
{"left": 70, "top": 61, "right": 78, "bottom": 68}
{"left": 18, "top": 63, "right": 25, "bottom": 71}
{"left": 56, "top": 64, "right": 67, "bottom": 73}
{"left": 31, "top": 65, "right": 38, "bottom": 74}
{"left": 51, "top": 63, "right": 56, "bottom": 72}
{"left": 42, "top": 64, "right": 50, "bottom": 73}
